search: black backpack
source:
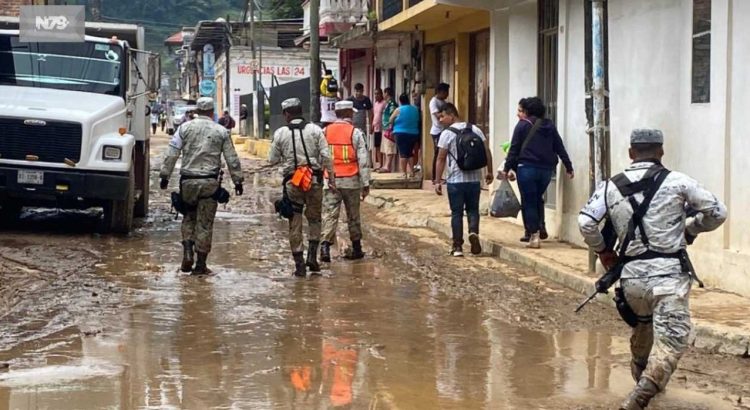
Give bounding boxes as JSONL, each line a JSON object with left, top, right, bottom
{"left": 448, "top": 124, "right": 488, "bottom": 171}
{"left": 326, "top": 77, "right": 339, "bottom": 94}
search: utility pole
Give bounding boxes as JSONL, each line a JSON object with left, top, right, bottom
{"left": 591, "top": 0, "right": 607, "bottom": 185}
{"left": 310, "top": 0, "right": 321, "bottom": 123}
{"left": 249, "top": 0, "right": 259, "bottom": 138}
{"left": 589, "top": 0, "right": 608, "bottom": 273}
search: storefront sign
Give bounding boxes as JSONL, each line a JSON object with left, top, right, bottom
{"left": 236, "top": 64, "right": 306, "bottom": 78}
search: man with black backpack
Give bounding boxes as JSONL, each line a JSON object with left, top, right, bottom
{"left": 578, "top": 129, "right": 727, "bottom": 409}
{"left": 433, "top": 103, "right": 494, "bottom": 257}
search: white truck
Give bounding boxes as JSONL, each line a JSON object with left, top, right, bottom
{"left": 0, "top": 18, "right": 159, "bottom": 233}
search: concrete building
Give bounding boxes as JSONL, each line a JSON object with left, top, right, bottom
{"left": 375, "top": 0, "right": 491, "bottom": 182}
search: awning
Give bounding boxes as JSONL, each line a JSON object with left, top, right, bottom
{"left": 330, "top": 23, "right": 376, "bottom": 49}
{"left": 190, "top": 20, "right": 232, "bottom": 54}
{"left": 164, "top": 31, "right": 183, "bottom": 46}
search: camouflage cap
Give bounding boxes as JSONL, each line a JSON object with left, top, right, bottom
{"left": 630, "top": 129, "right": 664, "bottom": 144}
{"left": 281, "top": 98, "right": 302, "bottom": 110}
{"left": 196, "top": 97, "right": 214, "bottom": 111}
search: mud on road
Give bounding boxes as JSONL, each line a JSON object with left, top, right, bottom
{"left": 0, "top": 141, "right": 748, "bottom": 409}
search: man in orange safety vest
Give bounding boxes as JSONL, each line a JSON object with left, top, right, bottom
{"left": 320, "top": 100, "right": 371, "bottom": 262}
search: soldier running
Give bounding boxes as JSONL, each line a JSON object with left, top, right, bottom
{"left": 159, "top": 97, "right": 244, "bottom": 275}
{"left": 578, "top": 129, "right": 727, "bottom": 409}
{"left": 320, "top": 100, "right": 371, "bottom": 262}
{"left": 269, "top": 98, "right": 335, "bottom": 277}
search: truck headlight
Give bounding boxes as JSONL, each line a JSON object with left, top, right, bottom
{"left": 102, "top": 145, "right": 122, "bottom": 160}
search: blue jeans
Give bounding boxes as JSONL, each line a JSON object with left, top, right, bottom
{"left": 447, "top": 182, "right": 481, "bottom": 246}
{"left": 517, "top": 165, "right": 553, "bottom": 234}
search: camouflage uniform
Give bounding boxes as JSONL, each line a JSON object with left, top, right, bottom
{"left": 269, "top": 118, "right": 333, "bottom": 253}
{"left": 160, "top": 115, "right": 244, "bottom": 254}
{"left": 579, "top": 154, "right": 727, "bottom": 407}
{"left": 321, "top": 121, "right": 371, "bottom": 244}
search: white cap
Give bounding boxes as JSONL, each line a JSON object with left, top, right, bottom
{"left": 334, "top": 100, "right": 358, "bottom": 112}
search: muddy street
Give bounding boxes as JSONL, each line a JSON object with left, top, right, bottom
{"left": 0, "top": 136, "right": 748, "bottom": 410}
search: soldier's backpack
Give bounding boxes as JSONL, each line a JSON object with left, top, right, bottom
{"left": 326, "top": 77, "right": 339, "bottom": 94}
{"left": 447, "top": 124, "right": 488, "bottom": 171}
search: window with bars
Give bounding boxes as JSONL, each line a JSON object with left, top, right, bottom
{"left": 538, "top": 0, "right": 559, "bottom": 208}
{"left": 692, "top": 0, "right": 711, "bottom": 103}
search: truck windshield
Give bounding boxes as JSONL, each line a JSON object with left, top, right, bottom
{"left": 0, "top": 34, "right": 125, "bottom": 97}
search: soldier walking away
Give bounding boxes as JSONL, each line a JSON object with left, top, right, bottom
{"left": 320, "top": 100, "right": 371, "bottom": 262}
{"left": 159, "top": 97, "right": 244, "bottom": 275}
{"left": 578, "top": 129, "right": 727, "bottom": 410}
{"left": 269, "top": 98, "right": 335, "bottom": 277}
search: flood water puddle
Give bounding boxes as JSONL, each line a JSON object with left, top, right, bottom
{"left": 0, "top": 190, "right": 738, "bottom": 409}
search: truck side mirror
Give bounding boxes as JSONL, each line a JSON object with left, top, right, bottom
{"left": 146, "top": 53, "right": 161, "bottom": 93}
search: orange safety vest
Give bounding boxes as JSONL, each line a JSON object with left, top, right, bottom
{"left": 326, "top": 122, "right": 359, "bottom": 178}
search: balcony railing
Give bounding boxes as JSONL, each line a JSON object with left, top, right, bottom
{"left": 382, "top": 0, "right": 403, "bottom": 21}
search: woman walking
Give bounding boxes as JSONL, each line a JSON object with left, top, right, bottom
{"left": 501, "top": 97, "right": 574, "bottom": 249}
{"left": 388, "top": 94, "right": 421, "bottom": 179}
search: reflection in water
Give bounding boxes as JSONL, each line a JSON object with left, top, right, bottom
{"left": 0, "top": 204, "right": 736, "bottom": 410}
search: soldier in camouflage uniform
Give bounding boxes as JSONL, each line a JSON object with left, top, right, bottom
{"left": 269, "top": 98, "right": 334, "bottom": 277}
{"left": 160, "top": 97, "right": 244, "bottom": 275}
{"left": 578, "top": 129, "right": 727, "bottom": 409}
{"left": 320, "top": 100, "right": 371, "bottom": 262}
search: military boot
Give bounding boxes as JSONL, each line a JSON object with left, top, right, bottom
{"left": 293, "top": 252, "right": 306, "bottom": 277}
{"left": 345, "top": 240, "right": 365, "bottom": 260}
{"left": 619, "top": 378, "right": 659, "bottom": 410}
{"left": 192, "top": 252, "right": 210, "bottom": 275}
{"left": 180, "top": 240, "right": 195, "bottom": 273}
{"left": 306, "top": 241, "right": 321, "bottom": 273}
{"left": 320, "top": 241, "right": 331, "bottom": 263}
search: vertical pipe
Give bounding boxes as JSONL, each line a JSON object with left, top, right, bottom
{"left": 591, "top": 0, "right": 606, "bottom": 185}
{"left": 310, "top": 0, "right": 322, "bottom": 123}
{"left": 250, "top": 0, "right": 259, "bottom": 138}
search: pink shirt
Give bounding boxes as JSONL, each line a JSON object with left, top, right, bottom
{"left": 372, "top": 99, "right": 386, "bottom": 132}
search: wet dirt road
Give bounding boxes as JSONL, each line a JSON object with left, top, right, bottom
{"left": 0, "top": 137, "right": 748, "bottom": 409}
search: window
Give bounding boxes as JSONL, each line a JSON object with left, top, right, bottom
{"left": 692, "top": 0, "right": 711, "bottom": 103}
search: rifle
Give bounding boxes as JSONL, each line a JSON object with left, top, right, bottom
{"left": 575, "top": 264, "right": 622, "bottom": 313}
{"left": 575, "top": 220, "right": 620, "bottom": 313}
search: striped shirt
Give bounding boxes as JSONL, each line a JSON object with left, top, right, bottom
{"left": 437, "top": 122, "right": 486, "bottom": 184}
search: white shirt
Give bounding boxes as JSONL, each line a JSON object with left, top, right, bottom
{"left": 321, "top": 96, "right": 338, "bottom": 123}
{"left": 437, "top": 122, "right": 486, "bottom": 184}
{"left": 429, "top": 96, "right": 445, "bottom": 136}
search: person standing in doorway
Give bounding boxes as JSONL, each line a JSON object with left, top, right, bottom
{"left": 501, "top": 97, "right": 574, "bottom": 248}
{"left": 371, "top": 88, "right": 386, "bottom": 168}
{"left": 433, "top": 103, "right": 494, "bottom": 257}
{"left": 269, "top": 98, "right": 335, "bottom": 277}
{"left": 159, "top": 97, "right": 244, "bottom": 275}
{"left": 376, "top": 87, "right": 398, "bottom": 173}
{"left": 320, "top": 100, "right": 371, "bottom": 262}
{"left": 430, "top": 83, "right": 450, "bottom": 183}
{"left": 387, "top": 94, "right": 420, "bottom": 179}
{"left": 348, "top": 83, "right": 373, "bottom": 139}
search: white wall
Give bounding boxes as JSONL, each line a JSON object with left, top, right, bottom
{"left": 486, "top": 0, "right": 750, "bottom": 295}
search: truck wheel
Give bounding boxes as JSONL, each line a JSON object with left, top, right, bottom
{"left": 134, "top": 140, "right": 150, "bottom": 218}
{"left": 0, "top": 200, "right": 22, "bottom": 226}
{"left": 103, "top": 168, "right": 134, "bottom": 234}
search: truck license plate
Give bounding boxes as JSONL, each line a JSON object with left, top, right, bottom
{"left": 17, "top": 170, "right": 44, "bottom": 185}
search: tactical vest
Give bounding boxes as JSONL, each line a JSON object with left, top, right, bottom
{"left": 326, "top": 122, "right": 359, "bottom": 178}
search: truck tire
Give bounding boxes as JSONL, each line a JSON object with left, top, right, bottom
{"left": 0, "top": 200, "right": 22, "bottom": 226}
{"left": 134, "top": 140, "right": 150, "bottom": 217}
{"left": 103, "top": 167, "right": 134, "bottom": 234}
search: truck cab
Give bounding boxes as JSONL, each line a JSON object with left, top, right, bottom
{"left": 0, "top": 19, "right": 158, "bottom": 233}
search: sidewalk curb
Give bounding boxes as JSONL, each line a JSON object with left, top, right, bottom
{"left": 365, "top": 192, "right": 750, "bottom": 357}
